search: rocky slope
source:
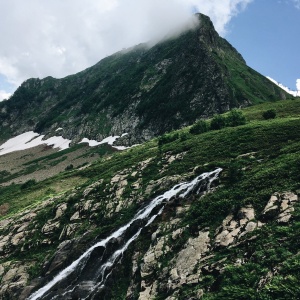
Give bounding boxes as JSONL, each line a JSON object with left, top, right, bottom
{"left": 1, "top": 99, "right": 300, "bottom": 299}
{"left": 0, "top": 13, "right": 289, "bottom": 145}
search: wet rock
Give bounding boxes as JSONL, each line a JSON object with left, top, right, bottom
{"left": 45, "top": 240, "right": 74, "bottom": 275}
{"left": 145, "top": 175, "right": 182, "bottom": 196}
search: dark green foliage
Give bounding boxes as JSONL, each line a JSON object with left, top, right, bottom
{"left": 190, "top": 110, "right": 246, "bottom": 135}
{"left": 210, "top": 114, "right": 226, "bottom": 130}
{"left": 189, "top": 119, "right": 209, "bottom": 134}
{"left": 226, "top": 161, "right": 244, "bottom": 184}
{"left": 158, "top": 132, "right": 179, "bottom": 146}
{"left": 65, "top": 164, "right": 74, "bottom": 171}
{"left": 263, "top": 109, "right": 277, "bottom": 120}
{"left": 226, "top": 109, "right": 246, "bottom": 127}
{"left": 20, "top": 179, "right": 36, "bottom": 190}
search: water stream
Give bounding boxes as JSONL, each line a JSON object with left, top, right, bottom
{"left": 27, "top": 168, "right": 222, "bottom": 300}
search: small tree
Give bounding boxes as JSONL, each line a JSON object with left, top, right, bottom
{"left": 262, "top": 109, "right": 276, "bottom": 120}
{"left": 189, "top": 120, "right": 209, "bottom": 134}
{"left": 210, "top": 115, "right": 226, "bottom": 130}
{"left": 226, "top": 109, "right": 246, "bottom": 127}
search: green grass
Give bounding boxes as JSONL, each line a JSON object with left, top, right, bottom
{"left": 0, "top": 174, "right": 87, "bottom": 218}
{"left": 1, "top": 97, "right": 300, "bottom": 298}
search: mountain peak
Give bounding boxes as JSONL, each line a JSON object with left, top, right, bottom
{"left": 0, "top": 16, "right": 289, "bottom": 146}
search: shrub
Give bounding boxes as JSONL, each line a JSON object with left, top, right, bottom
{"left": 210, "top": 115, "right": 226, "bottom": 130}
{"left": 158, "top": 132, "right": 179, "bottom": 146}
{"left": 262, "top": 109, "right": 276, "bottom": 120}
{"left": 189, "top": 120, "right": 209, "bottom": 134}
{"left": 180, "top": 132, "right": 188, "bottom": 141}
{"left": 65, "top": 164, "right": 74, "bottom": 171}
{"left": 226, "top": 109, "right": 246, "bottom": 127}
{"left": 21, "top": 179, "right": 37, "bottom": 190}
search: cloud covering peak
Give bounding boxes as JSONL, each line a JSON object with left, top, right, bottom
{"left": 0, "top": 0, "right": 252, "bottom": 100}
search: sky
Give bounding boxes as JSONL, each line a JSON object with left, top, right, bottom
{"left": 0, "top": 0, "right": 299, "bottom": 101}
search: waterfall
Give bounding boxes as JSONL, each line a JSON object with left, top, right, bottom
{"left": 27, "top": 168, "right": 222, "bottom": 300}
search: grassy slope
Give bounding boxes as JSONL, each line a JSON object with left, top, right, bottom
{"left": 1, "top": 98, "right": 300, "bottom": 298}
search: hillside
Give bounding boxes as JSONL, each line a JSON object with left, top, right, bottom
{"left": 0, "top": 13, "right": 289, "bottom": 146}
{"left": 0, "top": 98, "right": 300, "bottom": 299}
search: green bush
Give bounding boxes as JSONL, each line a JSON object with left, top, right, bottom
{"left": 21, "top": 179, "right": 37, "bottom": 190}
{"left": 65, "top": 164, "right": 74, "bottom": 171}
{"left": 189, "top": 119, "right": 209, "bottom": 134}
{"left": 262, "top": 109, "right": 276, "bottom": 120}
{"left": 226, "top": 109, "right": 246, "bottom": 127}
{"left": 210, "top": 114, "right": 226, "bottom": 130}
{"left": 158, "top": 132, "right": 179, "bottom": 146}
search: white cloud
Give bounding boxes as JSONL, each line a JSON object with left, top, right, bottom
{"left": 296, "top": 79, "right": 300, "bottom": 91}
{"left": 267, "top": 76, "right": 300, "bottom": 97}
{"left": 0, "top": 90, "right": 12, "bottom": 101}
{"left": 0, "top": 0, "right": 252, "bottom": 95}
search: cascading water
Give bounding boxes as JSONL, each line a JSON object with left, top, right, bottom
{"left": 27, "top": 168, "right": 222, "bottom": 300}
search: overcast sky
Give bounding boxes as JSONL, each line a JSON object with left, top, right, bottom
{"left": 0, "top": 0, "right": 299, "bottom": 101}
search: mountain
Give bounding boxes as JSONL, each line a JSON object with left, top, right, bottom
{"left": 1, "top": 99, "right": 300, "bottom": 299}
{"left": 0, "top": 13, "right": 289, "bottom": 146}
{"left": 1, "top": 13, "right": 300, "bottom": 300}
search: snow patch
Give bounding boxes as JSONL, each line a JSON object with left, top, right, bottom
{"left": 0, "top": 131, "right": 71, "bottom": 156}
{"left": 79, "top": 133, "right": 131, "bottom": 150}
{"left": 0, "top": 131, "right": 133, "bottom": 157}
{"left": 267, "top": 76, "right": 300, "bottom": 97}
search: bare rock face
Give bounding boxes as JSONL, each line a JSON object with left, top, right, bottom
{"left": 168, "top": 231, "right": 210, "bottom": 290}
{"left": 262, "top": 192, "right": 298, "bottom": 223}
{"left": 215, "top": 205, "right": 260, "bottom": 247}
{"left": 0, "top": 261, "right": 32, "bottom": 299}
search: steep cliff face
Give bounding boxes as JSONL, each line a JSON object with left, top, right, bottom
{"left": 0, "top": 13, "right": 288, "bottom": 145}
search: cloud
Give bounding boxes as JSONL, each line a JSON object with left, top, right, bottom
{"left": 296, "top": 79, "right": 300, "bottom": 91}
{"left": 292, "top": 0, "right": 300, "bottom": 9}
{"left": 0, "top": 90, "right": 12, "bottom": 102}
{"left": 0, "top": 0, "right": 252, "bottom": 94}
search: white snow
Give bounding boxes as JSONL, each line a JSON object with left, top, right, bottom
{"left": 99, "top": 135, "right": 120, "bottom": 145}
{"left": 0, "top": 131, "right": 132, "bottom": 157}
{"left": 55, "top": 127, "right": 63, "bottom": 132}
{"left": 79, "top": 133, "right": 132, "bottom": 150}
{"left": 80, "top": 138, "right": 101, "bottom": 147}
{"left": 0, "top": 131, "right": 71, "bottom": 156}
{"left": 267, "top": 76, "right": 300, "bottom": 97}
